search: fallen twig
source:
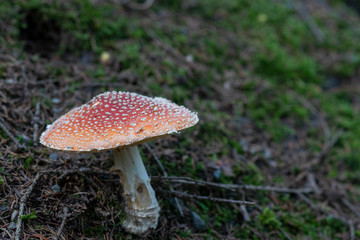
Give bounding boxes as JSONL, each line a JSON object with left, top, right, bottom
{"left": 349, "top": 220, "right": 355, "bottom": 240}
{"left": 307, "top": 172, "right": 322, "bottom": 195}
{"left": 287, "top": 89, "right": 330, "bottom": 138}
{"left": 297, "top": 192, "right": 319, "bottom": 211}
{"left": 300, "top": 129, "right": 343, "bottom": 170}
{"left": 342, "top": 198, "right": 360, "bottom": 218}
{"left": 160, "top": 189, "right": 255, "bottom": 206}
{"left": 146, "top": 30, "right": 207, "bottom": 73}
{"left": 1, "top": 224, "right": 12, "bottom": 239}
{"left": 55, "top": 207, "right": 69, "bottom": 240}
{"left": 32, "top": 102, "right": 41, "bottom": 146}
{"left": 317, "top": 129, "right": 344, "bottom": 163}
{"left": 127, "top": 0, "right": 154, "bottom": 10}
{"left": 240, "top": 205, "right": 251, "bottom": 222}
{"left": 298, "top": 192, "right": 356, "bottom": 232}
{"left": 153, "top": 176, "right": 313, "bottom": 194}
{"left": 145, "top": 143, "right": 184, "bottom": 217}
{"left": 290, "top": 0, "right": 324, "bottom": 43}
{"left": 57, "top": 168, "right": 111, "bottom": 182}
{"left": 280, "top": 227, "right": 294, "bottom": 240}
{"left": 0, "top": 116, "right": 24, "bottom": 149}
{"left": 15, "top": 173, "right": 42, "bottom": 240}
{"left": 13, "top": 169, "right": 114, "bottom": 239}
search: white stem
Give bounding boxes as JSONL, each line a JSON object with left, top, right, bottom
{"left": 111, "top": 146, "right": 160, "bottom": 235}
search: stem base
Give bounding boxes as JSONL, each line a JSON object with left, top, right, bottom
{"left": 111, "top": 146, "right": 160, "bottom": 235}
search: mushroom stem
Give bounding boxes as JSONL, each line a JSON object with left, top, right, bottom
{"left": 111, "top": 146, "right": 160, "bottom": 235}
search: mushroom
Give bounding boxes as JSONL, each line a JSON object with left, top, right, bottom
{"left": 39, "top": 91, "right": 199, "bottom": 235}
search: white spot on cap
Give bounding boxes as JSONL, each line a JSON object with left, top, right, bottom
{"left": 39, "top": 91, "right": 199, "bottom": 152}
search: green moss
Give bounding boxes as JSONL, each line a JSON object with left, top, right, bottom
{"left": 237, "top": 163, "right": 264, "bottom": 185}
{"left": 176, "top": 229, "right": 192, "bottom": 238}
{"left": 254, "top": 42, "right": 319, "bottom": 84}
{"left": 0, "top": 176, "right": 4, "bottom": 185}
{"left": 258, "top": 207, "right": 282, "bottom": 230}
{"left": 84, "top": 225, "right": 107, "bottom": 237}
{"left": 245, "top": 84, "right": 310, "bottom": 141}
{"left": 21, "top": 210, "right": 37, "bottom": 221}
{"left": 23, "top": 157, "right": 32, "bottom": 169}
{"left": 0, "top": 130, "right": 8, "bottom": 139}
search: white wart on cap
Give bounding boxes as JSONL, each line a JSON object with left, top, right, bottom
{"left": 40, "top": 91, "right": 199, "bottom": 151}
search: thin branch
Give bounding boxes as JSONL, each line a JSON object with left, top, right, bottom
{"left": 307, "top": 172, "right": 322, "bottom": 195}
{"left": 240, "top": 205, "right": 251, "bottom": 222}
{"left": 287, "top": 89, "right": 330, "bottom": 138}
{"left": 342, "top": 198, "right": 360, "bottom": 218}
{"left": 145, "top": 144, "right": 167, "bottom": 174}
{"left": 145, "top": 143, "right": 184, "bottom": 217}
{"left": 55, "top": 207, "right": 69, "bottom": 240}
{"left": 298, "top": 192, "right": 355, "bottom": 229}
{"left": 0, "top": 116, "right": 24, "bottom": 149}
{"left": 0, "top": 53, "right": 19, "bottom": 63}
{"left": 14, "top": 169, "right": 112, "bottom": 239}
{"left": 280, "top": 227, "right": 293, "bottom": 240}
{"left": 349, "top": 220, "right": 355, "bottom": 240}
{"left": 300, "top": 129, "right": 343, "bottom": 170}
{"left": 15, "top": 173, "right": 42, "bottom": 240}
{"left": 318, "top": 129, "right": 344, "bottom": 162}
{"left": 160, "top": 189, "right": 255, "bottom": 206}
{"left": 127, "top": 0, "right": 154, "bottom": 10}
{"left": 57, "top": 168, "right": 111, "bottom": 182}
{"left": 1, "top": 227, "right": 12, "bottom": 239}
{"left": 146, "top": 30, "right": 207, "bottom": 73}
{"left": 32, "top": 102, "right": 41, "bottom": 146}
{"left": 153, "top": 176, "right": 313, "bottom": 194}
{"left": 290, "top": 0, "right": 324, "bottom": 43}
{"left": 297, "top": 192, "right": 319, "bottom": 211}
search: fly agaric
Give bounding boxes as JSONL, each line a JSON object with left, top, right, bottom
{"left": 40, "top": 91, "right": 199, "bottom": 235}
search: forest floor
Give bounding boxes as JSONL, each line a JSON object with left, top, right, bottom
{"left": 1, "top": 0, "right": 360, "bottom": 239}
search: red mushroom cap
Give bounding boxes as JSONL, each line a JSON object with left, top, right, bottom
{"left": 40, "top": 91, "right": 199, "bottom": 151}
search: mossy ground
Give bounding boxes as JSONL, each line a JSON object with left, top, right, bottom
{"left": 0, "top": 0, "right": 360, "bottom": 239}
